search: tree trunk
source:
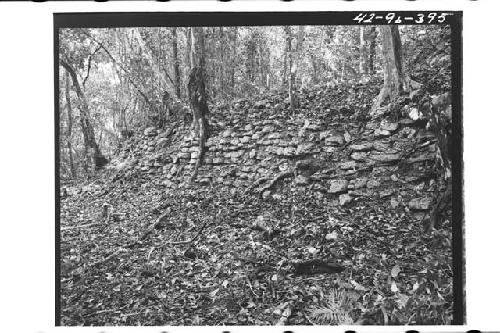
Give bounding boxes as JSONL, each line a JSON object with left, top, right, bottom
{"left": 61, "top": 58, "right": 107, "bottom": 171}
{"left": 188, "top": 28, "right": 210, "bottom": 183}
{"left": 359, "top": 26, "right": 368, "bottom": 77}
{"left": 231, "top": 27, "right": 237, "bottom": 96}
{"left": 172, "top": 27, "right": 181, "bottom": 98}
{"left": 368, "top": 26, "right": 377, "bottom": 75}
{"left": 284, "top": 26, "right": 296, "bottom": 113}
{"left": 64, "top": 71, "right": 77, "bottom": 178}
{"left": 371, "top": 26, "right": 408, "bottom": 114}
{"left": 131, "top": 28, "right": 170, "bottom": 90}
{"left": 219, "top": 27, "right": 225, "bottom": 97}
{"left": 188, "top": 67, "right": 210, "bottom": 183}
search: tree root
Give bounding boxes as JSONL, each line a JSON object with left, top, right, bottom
{"left": 257, "top": 171, "right": 294, "bottom": 197}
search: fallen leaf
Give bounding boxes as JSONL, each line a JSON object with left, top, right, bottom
{"left": 325, "top": 231, "right": 338, "bottom": 240}
{"left": 391, "top": 281, "right": 399, "bottom": 293}
{"left": 391, "top": 264, "right": 401, "bottom": 278}
{"left": 209, "top": 288, "right": 219, "bottom": 298}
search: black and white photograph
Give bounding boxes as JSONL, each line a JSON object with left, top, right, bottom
{"left": 56, "top": 12, "right": 462, "bottom": 326}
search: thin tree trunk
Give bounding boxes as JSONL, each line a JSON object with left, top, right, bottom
{"left": 187, "top": 28, "right": 193, "bottom": 70}
{"left": 64, "top": 71, "right": 77, "bottom": 178}
{"left": 172, "top": 27, "right": 181, "bottom": 98}
{"left": 61, "top": 58, "right": 107, "bottom": 171}
{"left": 284, "top": 26, "right": 296, "bottom": 113}
{"left": 231, "top": 27, "right": 237, "bottom": 96}
{"left": 368, "top": 26, "right": 377, "bottom": 74}
{"left": 219, "top": 27, "right": 225, "bottom": 97}
{"left": 80, "top": 28, "right": 155, "bottom": 111}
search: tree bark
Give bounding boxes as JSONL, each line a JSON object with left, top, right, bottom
{"left": 284, "top": 26, "right": 296, "bottom": 113}
{"left": 231, "top": 27, "right": 237, "bottom": 96}
{"left": 368, "top": 26, "right": 377, "bottom": 75}
{"left": 188, "top": 67, "right": 210, "bottom": 183}
{"left": 219, "top": 27, "right": 225, "bottom": 97}
{"left": 371, "top": 26, "right": 408, "bottom": 114}
{"left": 64, "top": 71, "right": 77, "bottom": 178}
{"left": 172, "top": 27, "right": 181, "bottom": 98}
{"left": 61, "top": 58, "right": 107, "bottom": 171}
{"left": 187, "top": 27, "right": 210, "bottom": 183}
{"left": 359, "top": 26, "right": 368, "bottom": 77}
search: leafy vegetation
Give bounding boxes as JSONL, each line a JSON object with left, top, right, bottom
{"left": 59, "top": 24, "right": 453, "bottom": 325}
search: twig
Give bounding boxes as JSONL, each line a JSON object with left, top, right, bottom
{"left": 160, "top": 219, "right": 212, "bottom": 248}
{"left": 61, "top": 222, "right": 100, "bottom": 231}
{"left": 92, "top": 248, "right": 127, "bottom": 267}
{"left": 245, "top": 277, "right": 258, "bottom": 298}
{"left": 258, "top": 171, "right": 294, "bottom": 195}
{"left": 303, "top": 312, "right": 317, "bottom": 325}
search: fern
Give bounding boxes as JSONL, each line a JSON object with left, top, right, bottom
{"left": 309, "top": 289, "right": 354, "bottom": 325}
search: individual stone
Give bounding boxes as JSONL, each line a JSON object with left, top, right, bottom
{"left": 255, "top": 100, "right": 267, "bottom": 109}
{"left": 295, "top": 175, "right": 310, "bottom": 186}
{"left": 319, "top": 131, "right": 332, "bottom": 140}
{"left": 262, "top": 190, "right": 271, "bottom": 200}
{"left": 268, "top": 132, "right": 282, "bottom": 140}
{"left": 262, "top": 125, "right": 274, "bottom": 134}
{"left": 325, "top": 135, "right": 345, "bottom": 145}
{"left": 178, "top": 152, "right": 191, "bottom": 159}
{"left": 244, "top": 124, "right": 253, "bottom": 131}
{"left": 409, "top": 197, "right": 433, "bottom": 210}
{"left": 240, "top": 136, "right": 251, "bottom": 144}
{"left": 297, "top": 142, "right": 315, "bottom": 154}
{"left": 353, "top": 177, "right": 368, "bottom": 189}
{"left": 366, "top": 179, "right": 381, "bottom": 189}
{"left": 252, "top": 133, "right": 261, "bottom": 140}
{"left": 380, "top": 121, "right": 399, "bottom": 132}
{"left": 339, "top": 194, "right": 352, "bottom": 206}
{"left": 370, "top": 153, "right": 401, "bottom": 163}
{"left": 351, "top": 152, "right": 368, "bottom": 161}
{"left": 156, "top": 137, "right": 169, "bottom": 148}
{"left": 339, "top": 161, "right": 356, "bottom": 170}
{"left": 162, "top": 179, "right": 175, "bottom": 187}
{"left": 222, "top": 129, "right": 233, "bottom": 138}
{"left": 374, "top": 128, "right": 392, "bottom": 137}
{"left": 379, "top": 189, "right": 395, "bottom": 197}
{"left": 328, "top": 180, "right": 349, "bottom": 194}
{"left": 344, "top": 131, "right": 352, "bottom": 143}
{"left": 144, "top": 127, "right": 157, "bottom": 137}
{"left": 350, "top": 142, "right": 373, "bottom": 152}
{"left": 372, "top": 141, "right": 390, "bottom": 151}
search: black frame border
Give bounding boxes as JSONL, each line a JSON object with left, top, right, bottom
{"left": 54, "top": 11, "right": 464, "bottom": 326}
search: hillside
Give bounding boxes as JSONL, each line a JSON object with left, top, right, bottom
{"left": 60, "top": 81, "right": 453, "bottom": 325}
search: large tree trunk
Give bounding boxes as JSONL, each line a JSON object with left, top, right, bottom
{"left": 188, "top": 67, "right": 210, "bottom": 184}
{"left": 188, "top": 27, "right": 210, "bottom": 183}
{"left": 64, "top": 71, "right": 77, "bottom": 178}
{"left": 371, "top": 26, "right": 408, "bottom": 115}
{"left": 284, "top": 26, "right": 296, "bottom": 113}
{"left": 172, "top": 27, "right": 181, "bottom": 98}
{"left": 61, "top": 58, "right": 107, "bottom": 171}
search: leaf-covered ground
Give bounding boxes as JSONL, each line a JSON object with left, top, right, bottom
{"left": 60, "top": 82, "right": 453, "bottom": 326}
